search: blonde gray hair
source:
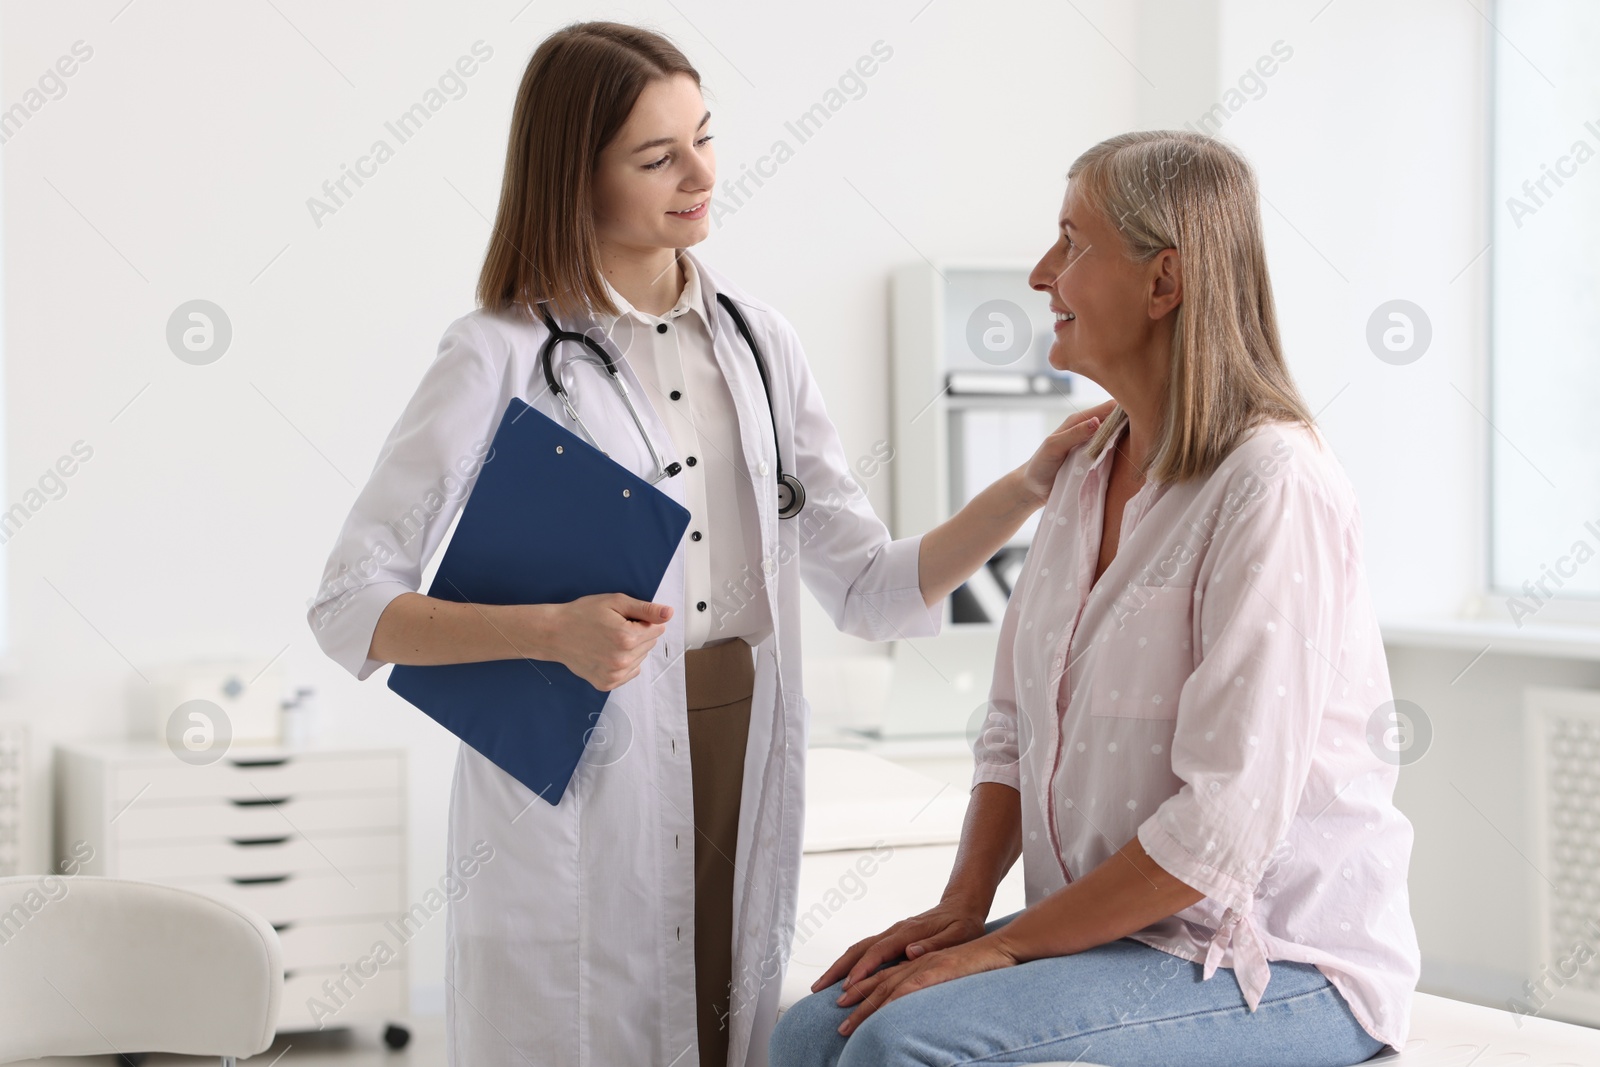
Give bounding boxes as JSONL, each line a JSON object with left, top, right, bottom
{"left": 1069, "top": 130, "right": 1315, "bottom": 482}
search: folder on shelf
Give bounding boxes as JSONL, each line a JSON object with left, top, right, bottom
{"left": 387, "top": 397, "right": 690, "bottom": 805}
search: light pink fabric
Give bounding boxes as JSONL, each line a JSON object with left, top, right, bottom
{"left": 971, "top": 419, "right": 1421, "bottom": 1050}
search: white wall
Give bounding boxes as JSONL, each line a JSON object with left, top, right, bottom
{"left": 0, "top": 0, "right": 1143, "bottom": 1013}
{"left": 4, "top": 0, "right": 1580, "bottom": 1019}
{"left": 1214, "top": 0, "right": 1490, "bottom": 620}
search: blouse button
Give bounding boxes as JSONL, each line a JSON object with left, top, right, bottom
{"left": 696, "top": 601, "right": 707, "bottom": 611}
{"left": 691, "top": 530, "right": 702, "bottom": 541}
{"left": 656, "top": 323, "right": 669, "bottom": 334}
{"left": 686, "top": 456, "right": 697, "bottom": 466}
{"left": 670, "top": 390, "right": 682, "bottom": 400}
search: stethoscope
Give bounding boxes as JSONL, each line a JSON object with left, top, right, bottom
{"left": 537, "top": 292, "right": 806, "bottom": 519}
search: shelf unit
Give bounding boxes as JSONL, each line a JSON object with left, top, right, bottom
{"left": 880, "top": 262, "right": 1109, "bottom": 738}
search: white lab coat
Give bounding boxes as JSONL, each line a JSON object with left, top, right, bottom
{"left": 306, "top": 248, "right": 943, "bottom": 1067}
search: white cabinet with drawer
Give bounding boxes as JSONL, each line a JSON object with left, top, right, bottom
{"left": 54, "top": 741, "right": 411, "bottom": 1046}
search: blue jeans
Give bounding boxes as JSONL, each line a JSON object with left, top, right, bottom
{"left": 770, "top": 912, "right": 1385, "bottom": 1067}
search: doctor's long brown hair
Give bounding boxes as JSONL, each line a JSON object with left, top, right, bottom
{"left": 477, "top": 22, "right": 700, "bottom": 321}
{"left": 1072, "top": 131, "right": 1316, "bottom": 483}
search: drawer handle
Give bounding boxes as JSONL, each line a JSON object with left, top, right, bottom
{"left": 230, "top": 835, "right": 292, "bottom": 847}
{"left": 229, "top": 796, "right": 290, "bottom": 807}
{"left": 229, "top": 757, "right": 290, "bottom": 768}
{"left": 230, "top": 874, "right": 290, "bottom": 886}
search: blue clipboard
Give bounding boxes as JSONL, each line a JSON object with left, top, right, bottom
{"left": 387, "top": 397, "right": 690, "bottom": 805}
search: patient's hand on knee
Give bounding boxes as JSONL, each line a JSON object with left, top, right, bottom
{"left": 811, "top": 900, "right": 989, "bottom": 995}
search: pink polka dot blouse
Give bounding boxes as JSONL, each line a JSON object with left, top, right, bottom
{"left": 971, "top": 420, "right": 1421, "bottom": 1051}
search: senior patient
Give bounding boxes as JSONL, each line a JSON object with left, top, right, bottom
{"left": 771, "top": 130, "right": 1420, "bottom": 1067}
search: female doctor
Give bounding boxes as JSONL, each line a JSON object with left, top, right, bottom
{"left": 307, "top": 21, "right": 1108, "bottom": 1067}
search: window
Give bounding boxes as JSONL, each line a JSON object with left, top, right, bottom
{"left": 1491, "top": 0, "right": 1600, "bottom": 617}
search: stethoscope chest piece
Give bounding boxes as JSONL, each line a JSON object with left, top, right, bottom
{"left": 776, "top": 473, "right": 805, "bottom": 520}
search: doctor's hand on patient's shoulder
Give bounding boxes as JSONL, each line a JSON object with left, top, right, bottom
{"left": 810, "top": 896, "right": 989, "bottom": 997}
{"left": 1017, "top": 400, "right": 1115, "bottom": 507}
{"left": 545, "top": 593, "right": 672, "bottom": 692}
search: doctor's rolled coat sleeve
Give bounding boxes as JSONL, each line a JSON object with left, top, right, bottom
{"left": 779, "top": 320, "right": 944, "bottom": 643}
{"left": 306, "top": 316, "right": 505, "bottom": 681}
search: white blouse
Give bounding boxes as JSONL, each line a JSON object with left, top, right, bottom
{"left": 972, "top": 420, "right": 1421, "bottom": 1051}
{"left": 599, "top": 253, "right": 772, "bottom": 650}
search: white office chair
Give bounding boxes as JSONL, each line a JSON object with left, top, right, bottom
{"left": 0, "top": 874, "right": 282, "bottom": 1065}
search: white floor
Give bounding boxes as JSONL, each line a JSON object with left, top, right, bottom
{"left": 22, "top": 1016, "right": 447, "bottom": 1065}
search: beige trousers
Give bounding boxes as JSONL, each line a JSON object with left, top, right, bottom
{"left": 684, "top": 637, "right": 755, "bottom": 1067}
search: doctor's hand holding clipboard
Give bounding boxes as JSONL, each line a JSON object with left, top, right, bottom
{"left": 542, "top": 593, "right": 673, "bottom": 691}
{"left": 305, "top": 21, "right": 1107, "bottom": 1067}
{"left": 374, "top": 587, "right": 673, "bottom": 693}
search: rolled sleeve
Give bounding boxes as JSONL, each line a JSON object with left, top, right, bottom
{"left": 971, "top": 586, "right": 1024, "bottom": 793}
{"left": 851, "top": 530, "right": 947, "bottom": 639}
{"left": 309, "top": 579, "right": 414, "bottom": 681}
{"left": 305, "top": 315, "right": 505, "bottom": 681}
{"left": 1137, "top": 471, "right": 1348, "bottom": 911}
